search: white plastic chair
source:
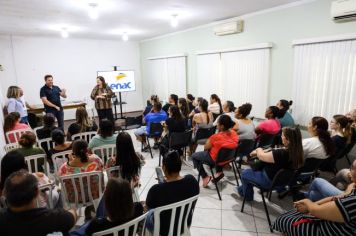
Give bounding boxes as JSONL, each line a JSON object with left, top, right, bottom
{"left": 105, "top": 166, "right": 121, "bottom": 179}
{"left": 148, "top": 195, "right": 199, "bottom": 236}
{"left": 25, "top": 154, "right": 50, "bottom": 176}
{"left": 4, "top": 143, "right": 20, "bottom": 153}
{"left": 38, "top": 137, "right": 55, "bottom": 152}
{"left": 51, "top": 150, "right": 72, "bottom": 174}
{"left": 93, "top": 212, "right": 148, "bottom": 236}
{"left": 59, "top": 171, "right": 104, "bottom": 210}
{"left": 92, "top": 144, "right": 116, "bottom": 165}
{"left": 71, "top": 131, "right": 97, "bottom": 143}
{"left": 5, "top": 128, "right": 33, "bottom": 143}
{"left": 37, "top": 182, "right": 55, "bottom": 209}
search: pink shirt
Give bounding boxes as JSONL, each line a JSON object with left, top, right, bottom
{"left": 257, "top": 119, "right": 281, "bottom": 135}
{"left": 6, "top": 122, "right": 30, "bottom": 143}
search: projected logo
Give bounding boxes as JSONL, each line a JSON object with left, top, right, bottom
{"left": 98, "top": 71, "right": 135, "bottom": 92}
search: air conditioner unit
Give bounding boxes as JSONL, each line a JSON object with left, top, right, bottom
{"left": 213, "top": 20, "right": 243, "bottom": 36}
{"left": 331, "top": 0, "right": 356, "bottom": 22}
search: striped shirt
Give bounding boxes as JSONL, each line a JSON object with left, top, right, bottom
{"left": 273, "top": 189, "right": 356, "bottom": 236}
{"left": 90, "top": 86, "right": 114, "bottom": 110}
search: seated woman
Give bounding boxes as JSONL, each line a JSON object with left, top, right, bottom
{"left": 178, "top": 98, "right": 190, "bottom": 119}
{"left": 186, "top": 94, "right": 195, "bottom": 113}
{"left": 192, "top": 115, "right": 238, "bottom": 187}
{"left": 36, "top": 113, "right": 57, "bottom": 140}
{"left": 88, "top": 119, "right": 117, "bottom": 151}
{"left": 235, "top": 103, "right": 256, "bottom": 140}
{"left": 67, "top": 107, "right": 97, "bottom": 141}
{"left": 237, "top": 127, "right": 304, "bottom": 201}
{"left": 320, "top": 115, "right": 351, "bottom": 172}
{"left": 143, "top": 95, "right": 159, "bottom": 116}
{"left": 59, "top": 139, "right": 103, "bottom": 176}
{"left": 160, "top": 105, "right": 187, "bottom": 155}
{"left": 189, "top": 99, "right": 214, "bottom": 154}
{"left": 50, "top": 129, "right": 72, "bottom": 156}
{"left": 213, "top": 100, "right": 238, "bottom": 129}
{"left": 208, "top": 94, "right": 223, "bottom": 116}
{"left": 276, "top": 99, "right": 295, "bottom": 128}
{"left": 303, "top": 116, "right": 334, "bottom": 160}
{"left": 0, "top": 150, "right": 60, "bottom": 208}
{"left": 106, "top": 132, "right": 144, "bottom": 186}
{"left": 302, "top": 160, "right": 356, "bottom": 202}
{"left": 15, "top": 131, "right": 45, "bottom": 172}
{"left": 255, "top": 106, "right": 281, "bottom": 138}
{"left": 76, "top": 178, "right": 143, "bottom": 236}
{"left": 273, "top": 160, "right": 356, "bottom": 235}
{"left": 4, "top": 112, "right": 30, "bottom": 143}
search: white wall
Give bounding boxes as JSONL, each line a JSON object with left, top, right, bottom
{"left": 0, "top": 35, "right": 143, "bottom": 120}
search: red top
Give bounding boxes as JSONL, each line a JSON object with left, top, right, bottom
{"left": 257, "top": 119, "right": 281, "bottom": 135}
{"left": 209, "top": 130, "right": 239, "bottom": 161}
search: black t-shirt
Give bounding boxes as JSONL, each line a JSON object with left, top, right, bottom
{"left": 67, "top": 122, "right": 98, "bottom": 140}
{"left": 162, "top": 103, "right": 172, "bottom": 113}
{"left": 146, "top": 175, "right": 199, "bottom": 236}
{"left": 86, "top": 203, "right": 144, "bottom": 236}
{"left": 166, "top": 117, "right": 187, "bottom": 134}
{"left": 40, "top": 85, "right": 62, "bottom": 112}
{"left": 187, "top": 102, "right": 194, "bottom": 113}
{"left": 332, "top": 135, "right": 347, "bottom": 155}
{"left": 264, "top": 148, "right": 292, "bottom": 180}
{"left": 36, "top": 127, "right": 58, "bottom": 140}
{"left": 0, "top": 207, "right": 75, "bottom": 236}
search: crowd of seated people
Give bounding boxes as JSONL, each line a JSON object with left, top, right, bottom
{"left": 1, "top": 90, "right": 356, "bottom": 236}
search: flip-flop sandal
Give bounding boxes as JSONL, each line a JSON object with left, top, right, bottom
{"left": 212, "top": 173, "right": 225, "bottom": 183}
{"left": 202, "top": 176, "right": 212, "bottom": 188}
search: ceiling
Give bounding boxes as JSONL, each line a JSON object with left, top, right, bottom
{"left": 0, "top": 0, "right": 301, "bottom": 41}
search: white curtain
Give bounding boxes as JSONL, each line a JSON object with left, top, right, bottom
{"left": 147, "top": 56, "right": 186, "bottom": 102}
{"left": 221, "top": 49, "right": 270, "bottom": 118}
{"left": 167, "top": 57, "right": 187, "bottom": 98}
{"left": 196, "top": 53, "right": 221, "bottom": 99}
{"left": 292, "top": 39, "right": 356, "bottom": 125}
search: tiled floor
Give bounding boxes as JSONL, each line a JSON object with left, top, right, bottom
{"left": 127, "top": 130, "right": 293, "bottom": 236}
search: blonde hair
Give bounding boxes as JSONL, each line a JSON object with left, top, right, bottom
{"left": 75, "top": 107, "right": 93, "bottom": 132}
{"left": 6, "top": 86, "right": 20, "bottom": 99}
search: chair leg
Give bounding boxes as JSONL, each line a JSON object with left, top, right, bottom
{"left": 210, "top": 166, "right": 222, "bottom": 200}
{"left": 197, "top": 164, "right": 202, "bottom": 184}
{"left": 146, "top": 138, "right": 153, "bottom": 159}
{"left": 241, "top": 194, "right": 246, "bottom": 212}
{"left": 261, "top": 191, "right": 273, "bottom": 233}
{"left": 231, "top": 161, "right": 239, "bottom": 187}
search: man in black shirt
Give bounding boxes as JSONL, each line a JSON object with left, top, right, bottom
{"left": 146, "top": 150, "right": 199, "bottom": 235}
{"left": 0, "top": 170, "right": 76, "bottom": 236}
{"left": 40, "top": 74, "right": 67, "bottom": 130}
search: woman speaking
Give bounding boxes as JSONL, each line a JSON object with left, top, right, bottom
{"left": 90, "top": 76, "right": 114, "bottom": 122}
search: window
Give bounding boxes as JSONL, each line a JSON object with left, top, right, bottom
{"left": 196, "top": 44, "right": 271, "bottom": 117}
{"left": 292, "top": 37, "right": 356, "bottom": 125}
{"left": 147, "top": 55, "right": 187, "bottom": 101}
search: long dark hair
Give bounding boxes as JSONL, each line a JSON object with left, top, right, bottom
{"left": 104, "top": 178, "right": 134, "bottom": 222}
{"left": 199, "top": 99, "right": 210, "bottom": 124}
{"left": 236, "top": 103, "right": 252, "bottom": 119}
{"left": 115, "top": 132, "right": 141, "bottom": 181}
{"left": 311, "top": 117, "right": 335, "bottom": 156}
{"left": 4, "top": 112, "right": 20, "bottom": 132}
{"left": 72, "top": 139, "right": 89, "bottom": 163}
{"left": 170, "top": 105, "right": 183, "bottom": 121}
{"left": 0, "top": 151, "right": 27, "bottom": 191}
{"left": 217, "top": 115, "right": 235, "bottom": 131}
{"left": 211, "top": 94, "right": 223, "bottom": 114}
{"left": 97, "top": 76, "right": 108, "bottom": 89}
{"left": 333, "top": 114, "right": 352, "bottom": 142}
{"left": 282, "top": 127, "right": 304, "bottom": 169}
{"left": 178, "top": 98, "right": 190, "bottom": 118}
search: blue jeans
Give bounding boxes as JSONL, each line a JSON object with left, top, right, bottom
{"left": 145, "top": 209, "right": 155, "bottom": 233}
{"left": 20, "top": 116, "right": 28, "bottom": 124}
{"left": 191, "top": 151, "right": 222, "bottom": 178}
{"left": 70, "top": 221, "right": 90, "bottom": 236}
{"left": 238, "top": 168, "right": 272, "bottom": 201}
{"left": 46, "top": 109, "right": 64, "bottom": 131}
{"left": 304, "top": 178, "right": 343, "bottom": 202}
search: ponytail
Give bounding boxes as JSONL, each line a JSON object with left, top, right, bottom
{"left": 211, "top": 94, "right": 223, "bottom": 114}
{"left": 72, "top": 139, "right": 89, "bottom": 163}
{"left": 311, "top": 117, "right": 335, "bottom": 156}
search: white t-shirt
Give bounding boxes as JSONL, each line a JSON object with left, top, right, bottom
{"left": 213, "top": 112, "right": 237, "bottom": 126}
{"left": 302, "top": 137, "right": 328, "bottom": 159}
{"left": 208, "top": 102, "right": 221, "bottom": 114}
